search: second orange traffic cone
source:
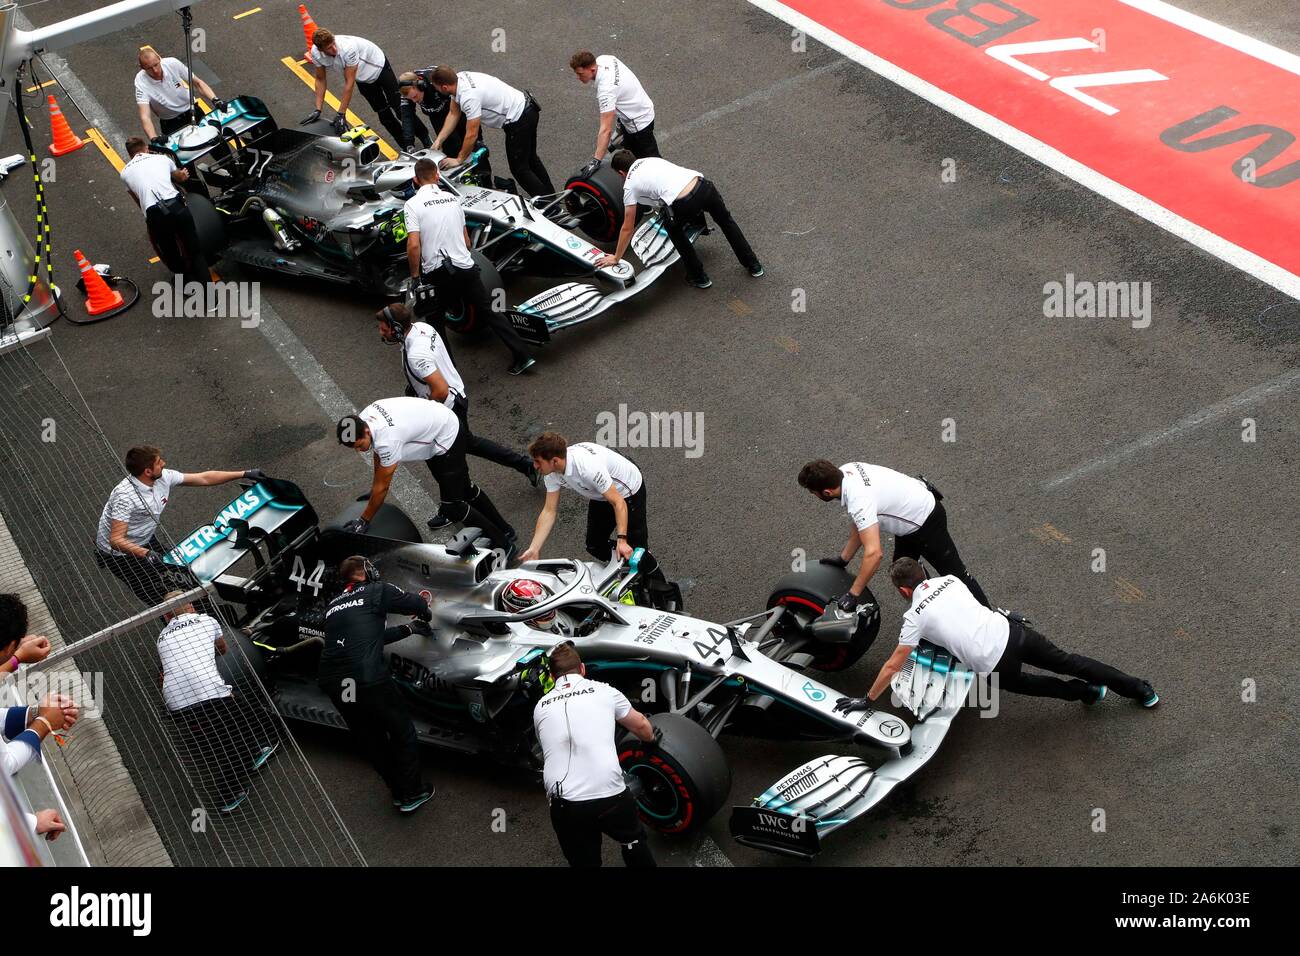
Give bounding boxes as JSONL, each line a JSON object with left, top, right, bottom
{"left": 299, "top": 5, "right": 319, "bottom": 61}
{"left": 47, "top": 95, "right": 85, "bottom": 156}
{"left": 74, "top": 250, "right": 124, "bottom": 315}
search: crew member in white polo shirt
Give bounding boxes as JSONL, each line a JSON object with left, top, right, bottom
{"left": 134, "top": 47, "right": 221, "bottom": 139}
{"left": 336, "top": 397, "right": 517, "bottom": 554}
{"left": 120, "top": 136, "right": 210, "bottom": 284}
{"left": 305, "top": 29, "right": 405, "bottom": 143}
{"left": 403, "top": 158, "right": 536, "bottom": 375}
{"left": 376, "top": 303, "right": 536, "bottom": 518}
{"left": 798, "top": 459, "right": 990, "bottom": 613}
{"left": 834, "top": 558, "right": 1160, "bottom": 710}
{"left": 94, "top": 444, "right": 266, "bottom": 606}
{"left": 569, "top": 50, "right": 659, "bottom": 160}
{"left": 519, "top": 432, "right": 668, "bottom": 587}
{"left": 534, "top": 641, "right": 658, "bottom": 867}
{"left": 157, "top": 594, "right": 279, "bottom": 813}
{"left": 430, "top": 66, "right": 555, "bottom": 198}
{"left": 600, "top": 150, "right": 762, "bottom": 289}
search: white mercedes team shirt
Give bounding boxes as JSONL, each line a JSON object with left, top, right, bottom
{"left": 403, "top": 321, "right": 464, "bottom": 405}
{"left": 120, "top": 152, "right": 181, "bottom": 216}
{"left": 403, "top": 184, "right": 474, "bottom": 272}
{"left": 96, "top": 468, "right": 185, "bottom": 553}
{"left": 534, "top": 672, "right": 632, "bottom": 801}
{"left": 454, "top": 71, "right": 526, "bottom": 128}
{"left": 898, "top": 575, "right": 1009, "bottom": 674}
{"left": 133, "top": 56, "right": 194, "bottom": 119}
{"left": 622, "top": 157, "right": 700, "bottom": 208}
{"left": 543, "top": 442, "right": 642, "bottom": 500}
{"left": 360, "top": 397, "right": 459, "bottom": 466}
{"left": 838, "top": 462, "right": 936, "bottom": 537}
{"left": 310, "top": 34, "right": 386, "bottom": 84}
{"left": 157, "top": 612, "right": 233, "bottom": 711}
{"left": 595, "top": 54, "right": 655, "bottom": 132}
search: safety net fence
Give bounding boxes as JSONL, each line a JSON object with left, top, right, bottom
{"left": 0, "top": 293, "right": 364, "bottom": 867}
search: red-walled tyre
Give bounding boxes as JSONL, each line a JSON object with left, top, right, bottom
{"left": 442, "top": 252, "right": 505, "bottom": 337}
{"left": 767, "top": 565, "right": 881, "bottom": 672}
{"left": 564, "top": 161, "right": 625, "bottom": 243}
{"left": 620, "top": 713, "right": 731, "bottom": 835}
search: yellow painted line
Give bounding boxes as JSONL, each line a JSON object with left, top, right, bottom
{"left": 728, "top": 298, "right": 752, "bottom": 316}
{"left": 233, "top": 7, "right": 262, "bottom": 18}
{"left": 280, "top": 54, "right": 398, "bottom": 159}
{"left": 148, "top": 256, "right": 160, "bottom": 264}
{"left": 85, "top": 127, "right": 125, "bottom": 171}
{"left": 26, "top": 79, "right": 56, "bottom": 93}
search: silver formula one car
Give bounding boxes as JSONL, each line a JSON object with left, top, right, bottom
{"left": 160, "top": 96, "right": 696, "bottom": 346}
{"left": 166, "top": 479, "right": 969, "bottom": 857}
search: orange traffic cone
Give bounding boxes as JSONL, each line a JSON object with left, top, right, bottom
{"left": 74, "top": 250, "right": 124, "bottom": 315}
{"left": 47, "top": 95, "right": 85, "bottom": 156}
{"left": 299, "top": 5, "right": 319, "bottom": 61}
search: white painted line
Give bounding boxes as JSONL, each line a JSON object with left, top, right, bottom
{"left": 23, "top": 15, "right": 438, "bottom": 522}
{"left": 742, "top": 0, "right": 1300, "bottom": 301}
{"left": 1118, "top": 0, "right": 1300, "bottom": 77}
{"left": 659, "top": 58, "right": 849, "bottom": 143}
{"left": 1042, "top": 367, "right": 1300, "bottom": 490}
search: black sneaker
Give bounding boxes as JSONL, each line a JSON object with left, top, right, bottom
{"left": 1137, "top": 683, "right": 1160, "bottom": 708}
{"left": 397, "top": 788, "right": 435, "bottom": 813}
{"left": 687, "top": 275, "right": 713, "bottom": 289}
{"left": 427, "top": 513, "right": 452, "bottom": 530}
{"left": 1082, "top": 684, "right": 1107, "bottom": 705}
{"left": 748, "top": 263, "right": 765, "bottom": 277}
{"left": 508, "top": 356, "right": 537, "bottom": 376}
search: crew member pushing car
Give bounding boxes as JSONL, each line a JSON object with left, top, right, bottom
{"left": 134, "top": 47, "right": 222, "bottom": 140}
{"left": 397, "top": 68, "right": 491, "bottom": 181}
{"left": 835, "top": 558, "right": 1160, "bottom": 710}
{"left": 120, "top": 137, "right": 209, "bottom": 285}
{"left": 569, "top": 50, "right": 659, "bottom": 160}
{"left": 798, "top": 459, "right": 991, "bottom": 612}
{"left": 533, "top": 641, "right": 658, "bottom": 866}
{"left": 599, "top": 151, "right": 763, "bottom": 289}
{"left": 318, "top": 556, "right": 436, "bottom": 813}
{"left": 305, "top": 29, "right": 405, "bottom": 143}
{"left": 336, "top": 397, "right": 517, "bottom": 556}
{"left": 403, "top": 158, "right": 536, "bottom": 375}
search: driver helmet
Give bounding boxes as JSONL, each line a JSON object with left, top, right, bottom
{"left": 499, "top": 578, "right": 556, "bottom": 629}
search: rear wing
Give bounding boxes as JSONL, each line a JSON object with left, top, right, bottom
{"left": 163, "top": 479, "right": 317, "bottom": 588}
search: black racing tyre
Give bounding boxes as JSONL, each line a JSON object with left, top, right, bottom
{"left": 443, "top": 251, "right": 503, "bottom": 337}
{"left": 564, "top": 161, "right": 624, "bottom": 243}
{"left": 186, "top": 193, "right": 227, "bottom": 259}
{"left": 323, "top": 498, "right": 422, "bottom": 543}
{"left": 620, "top": 713, "right": 731, "bottom": 835}
{"left": 767, "top": 565, "right": 881, "bottom": 672}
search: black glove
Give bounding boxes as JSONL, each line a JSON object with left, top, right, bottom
{"left": 641, "top": 725, "right": 663, "bottom": 751}
{"left": 576, "top": 157, "right": 601, "bottom": 179}
{"left": 300, "top": 109, "right": 322, "bottom": 126}
{"left": 243, "top": 468, "right": 269, "bottom": 482}
{"left": 144, "top": 551, "right": 166, "bottom": 568}
{"left": 342, "top": 517, "right": 370, "bottom": 534}
{"left": 836, "top": 590, "right": 865, "bottom": 613}
{"left": 330, "top": 113, "right": 348, "bottom": 134}
{"left": 409, "top": 619, "right": 433, "bottom": 637}
{"left": 212, "top": 98, "right": 228, "bottom": 112}
{"left": 149, "top": 136, "right": 168, "bottom": 149}
{"left": 819, "top": 556, "right": 849, "bottom": 569}
{"left": 833, "top": 696, "right": 871, "bottom": 715}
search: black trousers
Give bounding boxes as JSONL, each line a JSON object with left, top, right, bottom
{"left": 502, "top": 99, "right": 554, "bottom": 197}
{"left": 665, "top": 178, "right": 759, "bottom": 282}
{"left": 321, "top": 675, "right": 424, "bottom": 801}
{"left": 585, "top": 482, "right": 665, "bottom": 583}
{"left": 356, "top": 61, "right": 408, "bottom": 147}
{"left": 994, "top": 622, "right": 1149, "bottom": 701}
{"left": 426, "top": 262, "right": 532, "bottom": 363}
{"left": 424, "top": 424, "right": 516, "bottom": 548}
{"left": 171, "top": 693, "right": 275, "bottom": 806}
{"left": 892, "top": 502, "right": 991, "bottom": 608}
{"left": 95, "top": 537, "right": 214, "bottom": 615}
{"left": 453, "top": 395, "right": 531, "bottom": 476}
{"left": 146, "top": 196, "right": 210, "bottom": 285}
{"left": 549, "top": 789, "right": 656, "bottom": 867}
{"left": 619, "top": 121, "right": 660, "bottom": 159}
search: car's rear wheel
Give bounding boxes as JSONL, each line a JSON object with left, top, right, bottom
{"left": 564, "top": 161, "right": 625, "bottom": 243}
{"left": 187, "top": 194, "right": 227, "bottom": 260}
{"left": 442, "top": 251, "right": 504, "bottom": 337}
{"left": 767, "top": 564, "right": 881, "bottom": 672}
{"left": 620, "top": 713, "right": 731, "bottom": 835}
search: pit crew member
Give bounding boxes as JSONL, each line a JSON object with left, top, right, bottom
{"left": 305, "top": 29, "right": 405, "bottom": 144}
{"left": 798, "top": 459, "right": 990, "bottom": 612}
{"left": 534, "top": 641, "right": 657, "bottom": 866}
{"left": 318, "top": 556, "right": 435, "bottom": 813}
{"left": 134, "top": 47, "right": 221, "bottom": 139}
{"left": 121, "top": 137, "right": 209, "bottom": 284}
{"left": 599, "top": 150, "right": 762, "bottom": 289}
{"left": 429, "top": 67, "right": 554, "bottom": 198}
{"left": 336, "top": 397, "right": 516, "bottom": 554}
{"left": 569, "top": 50, "right": 659, "bottom": 160}
{"left": 397, "top": 68, "right": 490, "bottom": 180}
{"left": 837, "top": 558, "right": 1160, "bottom": 708}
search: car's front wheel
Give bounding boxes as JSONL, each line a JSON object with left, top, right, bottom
{"left": 767, "top": 564, "right": 881, "bottom": 672}
{"left": 620, "top": 713, "right": 731, "bottom": 835}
